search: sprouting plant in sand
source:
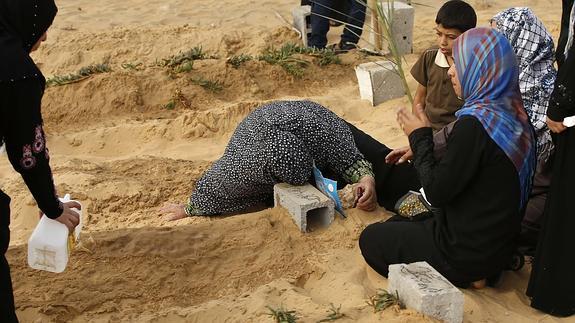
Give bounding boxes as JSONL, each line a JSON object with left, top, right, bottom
{"left": 366, "top": 289, "right": 403, "bottom": 312}
{"left": 163, "top": 100, "right": 176, "bottom": 110}
{"left": 174, "top": 61, "right": 194, "bottom": 74}
{"left": 121, "top": 62, "right": 143, "bottom": 71}
{"left": 46, "top": 63, "right": 111, "bottom": 87}
{"left": 159, "top": 45, "right": 217, "bottom": 68}
{"left": 258, "top": 43, "right": 340, "bottom": 77}
{"left": 191, "top": 76, "right": 224, "bottom": 93}
{"left": 317, "top": 304, "right": 345, "bottom": 322}
{"left": 259, "top": 43, "right": 309, "bottom": 77}
{"left": 314, "top": 49, "right": 341, "bottom": 66}
{"left": 267, "top": 306, "right": 299, "bottom": 323}
{"left": 164, "top": 88, "right": 191, "bottom": 110}
{"left": 227, "top": 54, "right": 253, "bottom": 68}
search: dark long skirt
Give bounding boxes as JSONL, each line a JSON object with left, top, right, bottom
{"left": 0, "top": 190, "right": 18, "bottom": 322}
{"left": 347, "top": 123, "right": 479, "bottom": 287}
{"left": 527, "top": 128, "right": 575, "bottom": 317}
{"left": 518, "top": 156, "right": 552, "bottom": 256}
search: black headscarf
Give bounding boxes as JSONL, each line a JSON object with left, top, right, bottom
{"left": 0, "top": 0, "right": 57, "bottom": 82}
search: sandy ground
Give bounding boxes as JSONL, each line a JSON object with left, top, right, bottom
{"left": 1, "top": 0, "right": 572, "bottom": 321}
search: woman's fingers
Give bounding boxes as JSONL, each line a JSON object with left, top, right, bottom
{"left": 67, "top": 211, "right": 80, "bottom": 227}
{"left": 546, "top": 117, "right": 567, "bottom": 133}
{"left": 385, "top": 149, "right": 403, "bottom": 164}
{"left": 398, "top": 148, "right": 413, "bottom": 164}
{"left": 65, "top": 201, "right": 82, "bottom": 210}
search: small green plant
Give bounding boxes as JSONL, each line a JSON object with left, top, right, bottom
{"left": 366, "top": 289, "right": 403, "bottom": 313}
{"left": 163, "top": 89, "right": 191, "bottom": 110}
{"left": 267, "top": 306, "right": 298, "bottom": 323}
{"left": 174, "top": 61, "right": 194, "bottom": 73}
{"left": 314, "top": 49, "right": 341, "bottom": 66}
{"left": 317, "top": 304, "right": 345, "bottom": 322}
{"left": 191, "top": 76, "right": 223, "bottom": 92}
{"left": 227, "top": 54, "right": 253, "bottom": 68}
{"left": 258, "top": 43, "right": 340, "bottom": 77}
{"left": 46, "top": 63, "right": 111, "bottom": 87}
{"left": 160, "top": 46, "right": 217, "bottom": 68}
{"left": 163, "top": 100, "right": 176, "bottom": 110}
{"left": 121, "top": 62, "right": 143, "bottom": 71}
{"left": 258, "top": 44, "right": 309, "bottom": 77}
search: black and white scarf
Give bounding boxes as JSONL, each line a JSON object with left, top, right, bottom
{"left": 493, "top": 7, "right": 557, "bottom": 165}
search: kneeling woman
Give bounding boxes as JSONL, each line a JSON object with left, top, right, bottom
{"left": 359, "top": 28, "right": 536, "bottom": 287}
{"left": 162, "top": 100, "right": 378, "bottom": 219}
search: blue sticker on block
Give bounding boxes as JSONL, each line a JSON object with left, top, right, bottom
{"left": 313, "top": 166, "right": 346, "bottom": 218}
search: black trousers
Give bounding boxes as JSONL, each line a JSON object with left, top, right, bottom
{"left": 308, "top": 0, "right": 366, "bottom": 48}
{"left": 348, "top": 124, "right": 478, "bottom": 287}
{"left": 1, "top": 190, "right": 18, "bottom": 322}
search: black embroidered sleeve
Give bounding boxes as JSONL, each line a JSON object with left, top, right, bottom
{"left": 1, "top": 79, "right": 62, "bottom": 219}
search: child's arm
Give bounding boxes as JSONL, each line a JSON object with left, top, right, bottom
{"left": 412, "top": 84, "right": 427, "bottom": 113}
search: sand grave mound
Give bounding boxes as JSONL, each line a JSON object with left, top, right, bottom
{"left": 9, "top": 207, "right": 401, "bottom": 322}
{"left": 41, "top": 29, "right": 359, "bottom": 134}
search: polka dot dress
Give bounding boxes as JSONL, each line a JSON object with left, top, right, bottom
{"left": 188, "top": 100, "right": 368, "bottom": 215}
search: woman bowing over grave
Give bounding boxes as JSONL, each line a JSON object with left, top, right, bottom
{"left": 160, "top": 100, "right": 377, "bottom": 219}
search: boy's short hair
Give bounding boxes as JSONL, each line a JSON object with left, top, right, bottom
{"left": 435, "top": 0, "right": 477, "bottom": 33}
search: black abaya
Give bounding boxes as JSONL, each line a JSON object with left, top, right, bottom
{"left": 527, "top": 0, "right": 575, "bottom": 316}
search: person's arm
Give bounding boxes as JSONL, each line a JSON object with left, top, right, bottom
{"left": 412, "top": 84, "right": 427, "bottom": 113}
{"left": 410, "top": 50, "right": 431, "bottom": 113}
{"left": 408, "top": 117, "right": 484, "bottom": 207}
{"left": 546, "top": 72, "right": 575, "bottom": 132}
{"left": 2, "top": 80, "right": 63, "bottom": 219}
{"left": 2, "top": 80, "right": 81, "bottom": 228}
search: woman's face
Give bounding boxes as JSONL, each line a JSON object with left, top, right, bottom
{"left": 447, "top": 63, "right": 462, "bottom": 98}
{"left": 30, "top": 32, "right": 48, "bottom": 52}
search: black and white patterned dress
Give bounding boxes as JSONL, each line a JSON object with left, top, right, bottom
{"left": 185, "top": 100, "right": 373, "bottom": 216}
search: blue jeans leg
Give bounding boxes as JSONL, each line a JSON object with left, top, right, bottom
{"left": 308, "top": 0, "right": 334, "bottom": 48}
{"left": 341, "top": 0, "right": 366, "bottom": 45}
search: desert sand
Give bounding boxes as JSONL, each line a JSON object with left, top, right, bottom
{"left": 0, "top": 0, "right": 571, "bottom": 322}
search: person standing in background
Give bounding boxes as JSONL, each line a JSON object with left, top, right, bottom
{"left": 308, "top": 0, "right": 367, "bottom": 52}
{"left": 527, "top": 0, "right": 575, "bottom": 317}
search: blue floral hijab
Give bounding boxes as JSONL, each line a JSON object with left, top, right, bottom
{"left": 453, "top": 27, "right": 536, "bottom": 209}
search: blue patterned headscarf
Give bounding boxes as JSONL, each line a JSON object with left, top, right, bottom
{"left": 453, "top": 27, "right": 536, "bottom": 209}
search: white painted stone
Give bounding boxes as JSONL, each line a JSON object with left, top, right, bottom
{"left": 274, "top": 183, "right": 334, "bottom": 232}
{"left": 292, "top": 5, "right": 312, "bottom": 47}
{"left": 369, "top": 1, "right": 414, "bottom": 55}
{"left": 388, "top": 261, "right": 464, "bottom": 323}
{"left": 355, "top": 60, "right": 405, "bottom": 106}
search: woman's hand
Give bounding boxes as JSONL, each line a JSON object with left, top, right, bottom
{"left": 397, "top": 104, "right": 431, "bottom": 137}
{"left": 385, "top": 146, "right": 413, "bottom": 164}
{"left": 354, "top": 176, "right": 377, "bottom": 211}
{"left": 55, "top": 201, "right": 82, "bottom": 233}
{"left": 546, "top": 116, "right": 567, "bottom": 134}
{"left": 159, "top": 203, "right": 187, "bottom": 221}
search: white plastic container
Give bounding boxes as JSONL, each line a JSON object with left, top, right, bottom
{"left": 27, "top": 194, "right": 83, "bottom": 273}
